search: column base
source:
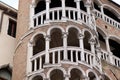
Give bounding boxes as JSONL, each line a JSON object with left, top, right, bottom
{"left": 43, "top": 63, "right": 51, "bottom": 68}
{"left": 77, "top": 18, "right": 82, "bottom": 24}
{"left": 44, "top": 19, "right": 50, "bottom": 24}
{"left": 61, "top": 16, "right": 67, "bottom": 22}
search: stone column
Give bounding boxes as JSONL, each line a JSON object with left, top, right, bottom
{"left": 63, "top": 32, "right": 68, "bottom": 61}
{"left": 89, "top": 38, "right": 96, "bottom": 54}
{"left": 45, "top": 35, "right": 51, "bottom": 64}
{"left": 78, "top": 33, "right": 85, "bottom": 61}
{"left": 104, "top": 37, "right": 110, "bottom": 52}
{"left": 64, "top": 74, "right": 70, "bottom": 80}
{"left": 81, "top": 76, "right": 89, "bottom": 80}
{"left": 85, "top": 3, "right": 91, "bottom": 25}
{"left": 89, "top": 38, "right": 96, "bottom": 66}
{"left": 45, "top": 0, "right": 50, "bottom": 23}
{"left": 104, "top": 37, "right": 114, "bottom": 64}
{"left": 44, "top": 78, "right": 50, "bottom": 80}
{"left": 99, "top": 6, "right": 104, "bottom": 20}
{"left": 30, "top": 4, "right": 36, "bottom": 28}
{"left": 75, "top": 0, "right": 81, "bottom": 21}
{"left": 61, "top": 0, "right": 66, "bottom": 20}
{"left": 96, "top": 46, "right": 102, "bottom": 72}
{"left": 91, "top": 13, "right": 97, "bottom": 31}
{"left": 27, "top": 42, "right": 33, "bottom": 74}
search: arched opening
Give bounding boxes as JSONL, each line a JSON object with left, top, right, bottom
{"left": 67, "top": 28, "right": 79, "bottom": 47}
{"left": 65, "top": 0, "right": 76, "bottom": 8}
{"left": 69, "top": 68, "right": 83, "bottom": 80}
{"left": 88, "top": 72, "right": 96, "bottom": 80}
{"left": 80, "top": 1, "right": 87, "bottom": 12}
{"left": 50, "top": 69, "right": 64, "bottom": 80}
{"left": 103, "top": 8, "right": 120, "bottom": 22}
{"left": 84, "top": 31, "right": 91, "bottom": 51}
{"left": 32, "top": 75, "right": 43, "bottom": 80}
{"left": 0, "top": 67, "right": 12, "bottom": 80}
{"left": 50, "top": 0, "right": 61, "bottom": 8}
{"left": 35, "top": 1, "right": 46, "bottom": 14}
{"left": 98, "top": 32, "right": 106, "bottom": 50}
{"left": 33, "top": 34, "right": 45, "bottom": 55}
{"left": 109, "top": 38, "right": 120, "bottom": 58}
{"left": 102, "top": 75, "right": 110, "bottom": 80}
{"left": 93, "top": 2, "right": 100, "bottom": 11}
{"left": 50, "top": 28, "right": 63, "bottom": 48}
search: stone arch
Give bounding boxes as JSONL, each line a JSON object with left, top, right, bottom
{"left": 109, "top": 35, "right": 120, "bottom": 58}
{"left": 66, "top": 25, "right": 81, "bottom": 33}
{"left": 103, "top": 4, "right": 120, "bottom": 18}
{"left": 47, "top": 67, "right": 66, "bottom": 78}
{"left": 93, "top": 0, "right": 102, "bottom": 11}
{"left": 82, "top": 28, "right": 93, "bottom": 38}
{"left": 49, "top": 28, "right": 63, "bottom": 48}
{"left": 34, "top": 0, "right": 46, "bottom": 14}
{"left": 102, "top": 74, "right": 111, "bottom": 80}
{"left": 109, "top": 35, "right": 120, "bottom": 44}
{"left": 68, "top": 66, "right": 86, "bottom": 76}
{"left": 93, "top": 0, "right": 102, "bottom": 6}
{"left": 30, "top": 32, "right": 46, "bottom": 43}
{"left": 29, "top": 73, "right": 45, "bottom": 80}
{"left": 86, "top": 69, "right": 99, "bottom": 80}
{"left": 82, "top": 29, "right": 93, "bottom": 51}
{"left": 47, "top": 26, "right": 65, "bottom": 35}
{"left": 67, "top": 27, "right": 79, "bottom": 47}
{"left": 103, "top": 4, "right": 120, "bottom": 22}
{"left": 50, "top": 69, "right": 64, "bottom": 80}
{"left": 30, "top": 33, "right": 45, "bottom": 55}
{"left": 97, "top": 27, "right": 107, "bottom": 50}
{"left": 97, "top": 27, "right": 107, "bottom": 38}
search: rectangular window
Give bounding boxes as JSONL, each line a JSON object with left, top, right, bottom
{"left": 7, "top": 19, "right": 17, "bottom": 38}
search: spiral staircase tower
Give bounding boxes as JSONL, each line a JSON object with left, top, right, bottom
{"left": 12, "top": 0, "right": 120, "bottom": 80}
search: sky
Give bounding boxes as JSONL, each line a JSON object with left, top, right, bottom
{"left": 0, "top": 0, "right": 119, "bottom": 10}
{"left": 0, "top": 0, "right": 19, "bottom": 9}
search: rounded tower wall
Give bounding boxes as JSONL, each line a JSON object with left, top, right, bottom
{"left": 13, "top": 0, "right": 120, "bottom": 80}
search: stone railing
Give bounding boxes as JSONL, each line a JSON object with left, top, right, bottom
{"left": 30, "top": 47, "right": 95, "bottom": 73}
{"left": 94, "top": 9, "right": 120, "bottom": 29}
{"left": 101, "top": 50, "right": 109, "bottom": 62}
{"left": 33, "top": 7, "right": 88, "bottom": 27}
{"left": 113, "top": 55, "right": 120, "bottom": 67}
{"left": 101, "top": 49, "right": 120, "bottom": 67}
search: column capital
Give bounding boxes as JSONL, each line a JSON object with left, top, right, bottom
{"left": 89, "top": 38, "right": 96, "bottom": 45}
{"left": 85, "top": 0, "right": 92, "bottom": 7}
{"left": 104, "top": 36, "right": 109, "bottom": 40}
{"left": 78, "top": 33, "right": 84, "bottom": 39}
{"left": 62, "top": 32, "right": 68, "bottom": 38}
{"left": 31, "top": 3, "right": 36, "bottom": 8}
{"left": 96, "top": 46, "right": 101, "bottom": 53}
{"left": 98, "top": 5, "right": 103, "bottom": 8}
{"left": 64, "top": 74, "right": 70, "bottom": 78}
{"left": 45, "top": 35, "right": 51, "bottom": 41}
{"left": 29, "top": 40, "right": 34, "bottom": 47}
{"left": 74, "top": 0, "right": 81, "bottom": 2}
{"left": 46, "top": 0, "right": 51, "bottom": 3}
